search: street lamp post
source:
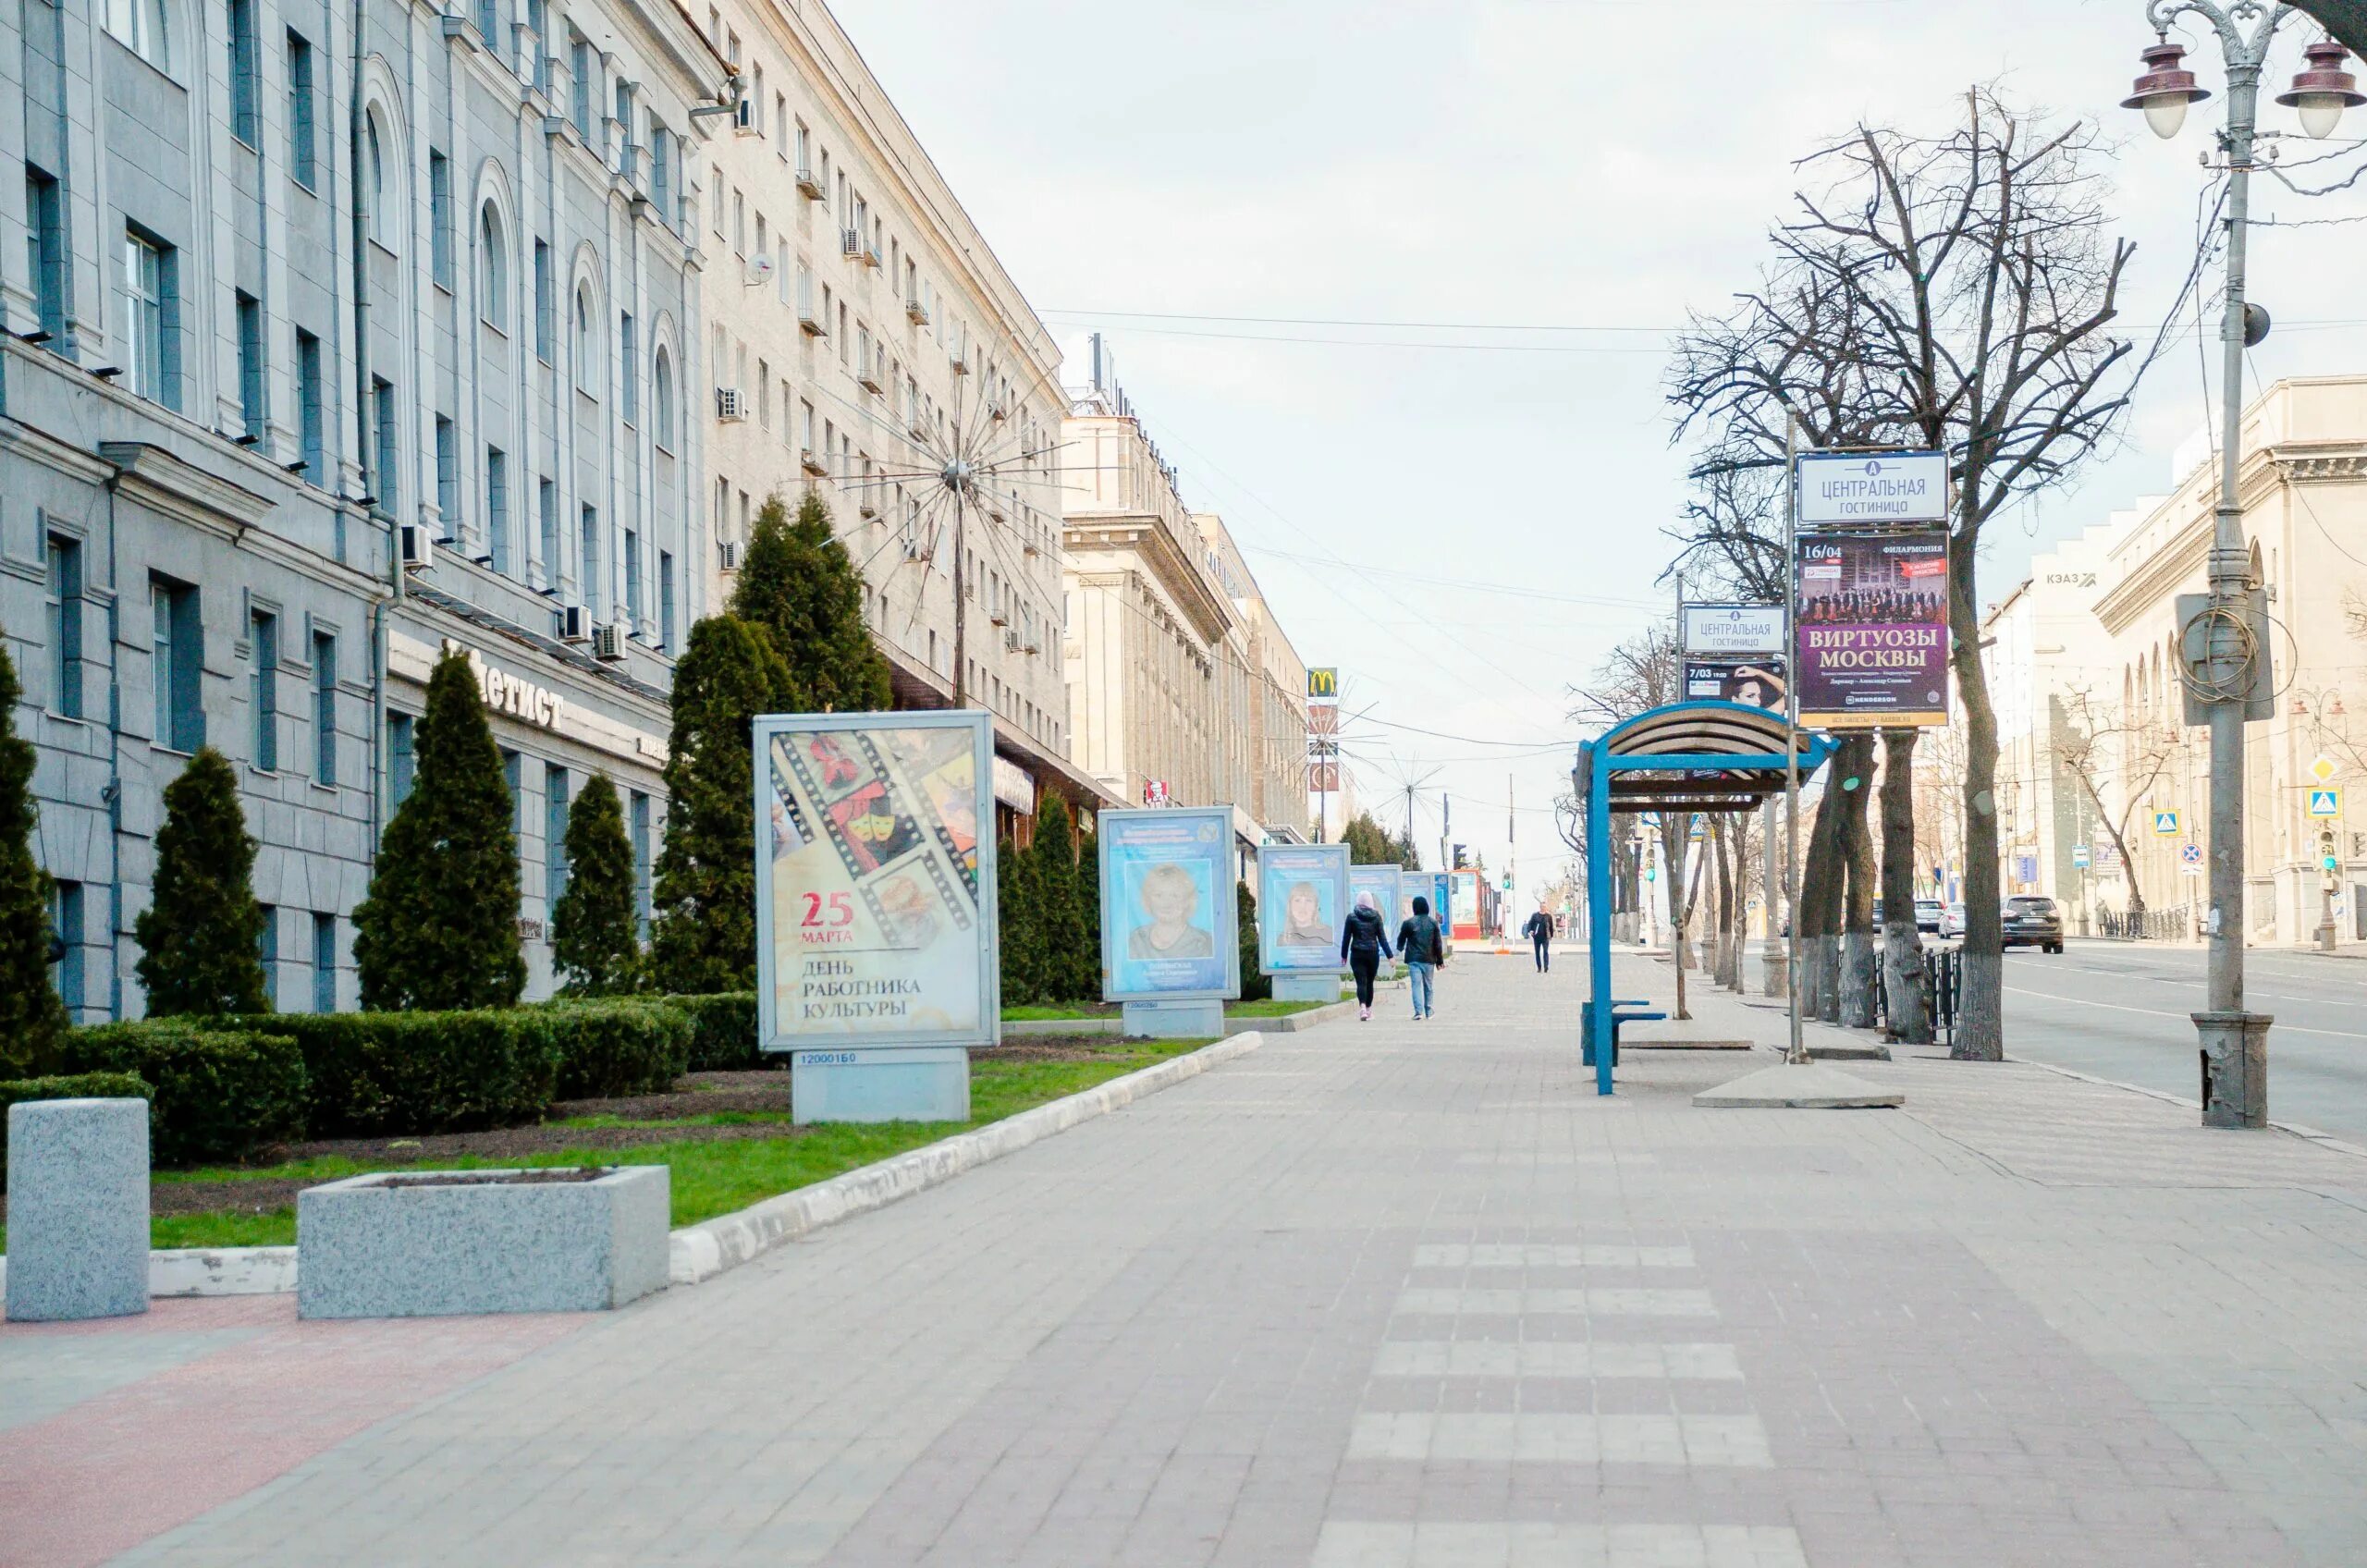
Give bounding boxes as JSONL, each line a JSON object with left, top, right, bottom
{"left": 2120, "top": 2, "right": 2364, "bottom": 1126}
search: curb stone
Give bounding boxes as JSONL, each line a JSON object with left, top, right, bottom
{"left": 668, "top": 1030, "right": 1269, "bottom": 1286}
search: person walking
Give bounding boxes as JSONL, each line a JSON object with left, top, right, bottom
{"left": 1397, "top": 894, "right": 1447, "bottom": 1020}
{"left": 1523, "top": 908, "right": 1554, "bottom": 974}
{"left": 1340, "top": 890, "right": 1394, "bottom": 1022}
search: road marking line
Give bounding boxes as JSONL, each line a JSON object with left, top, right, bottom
{"left": 1393, "top": 1287, "right": 1718, "bottom": 1317}
{"left": 1412, "top": 1243, "right": 1694, "bottom": 1268}
{"left": 2005, "top": 986, "right": 2367, "bottom": 1040}
{"left": 1372, "top": 1341, "right": 1743, "bottom": 1380}
{"left": 1345, "top": 1412, "right": 1772, "bottom": 1466}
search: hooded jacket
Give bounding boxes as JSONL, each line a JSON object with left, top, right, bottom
{"left": 1339, "top": 904, "right": 1393, "bottom": 962}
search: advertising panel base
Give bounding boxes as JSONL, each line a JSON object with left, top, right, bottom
{"left": 791, "top": 1048, "right": 971, "bottom": 1125}
{"left": 1273, "top": 974, "right": 1343, "bottom": 1004}
{"left": 1122, "top": 999, "right": 1225, "bottom": 1039}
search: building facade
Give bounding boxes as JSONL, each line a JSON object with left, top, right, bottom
{"left": 1966, "top": 376, "right": 2367, "bottom": 945}
{"left": 695, "top": 0, "right": 1098, "bottom": 839}
{"left": 2, "top": 0, "right": 727, "bottom": 1016}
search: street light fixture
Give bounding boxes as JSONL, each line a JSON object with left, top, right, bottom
{"left": 2276, "top": 39, "right": 2367, "bottom": 135}
{"left": 2122, "top": 40, "right": 2213, "bottom": 138}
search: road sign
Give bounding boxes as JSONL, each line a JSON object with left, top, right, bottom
{"left": 2153, "top": 811, "right": 2182, "bottom": 837}
{"left": 2073, "top": 844, "right": 2091, "bottom": 869}
{"left": 2309, "top": 788, "right": 2342, "bottom": 818}
{"left": 1797, "top": 451, "right": 1950, "bottom": 525}
{"left": 2180, "top": 843, "right": 2203, "bottom": 877}
{"left": 2312, "top": 753, "right": 2340, "bottom": 785}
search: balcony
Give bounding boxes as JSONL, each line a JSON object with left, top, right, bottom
{"left": 797, "top": 306, "right": 827, "bottom": 337}
{"left": 795, "top": 165, "right": 825, "bottom": 200}
{"left": 800, "top": 447, "right": 828, "bottom": 476}
{"left": 905, "top": 296, "right": 928, "bottom": 325}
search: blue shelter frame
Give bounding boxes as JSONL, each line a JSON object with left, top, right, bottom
{"left": 1576, "top": 701, "right": 1834, "bottom": 1096}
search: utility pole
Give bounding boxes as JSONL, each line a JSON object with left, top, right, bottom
{"left": 1783, "top": 412, "right": 1807, "bottom": 1066}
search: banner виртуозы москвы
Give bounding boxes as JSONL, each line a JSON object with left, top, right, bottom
{"left": 1794, "top": 532, "right": 1950, "bottom": 729}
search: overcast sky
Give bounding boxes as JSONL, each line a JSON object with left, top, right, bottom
{"left": 834, "top": 0, "right": 2367, "bottom": 894}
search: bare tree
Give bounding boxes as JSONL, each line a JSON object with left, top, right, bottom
{"left": 2054, "top": 687, "right": 2182, "bottom": 918}
{"left": 1671, "top": 88, "right": 2147, "bottom": 1061}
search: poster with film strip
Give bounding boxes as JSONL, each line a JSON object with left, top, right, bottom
{"left": 755, "top": 711, "right": 999, "bottom": 1051}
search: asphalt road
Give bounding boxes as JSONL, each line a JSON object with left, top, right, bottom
{"left": 2000, "top": 941, "right": 2367, "bottom": 1142}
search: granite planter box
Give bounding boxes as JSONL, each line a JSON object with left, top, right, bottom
{"left": 297, "top": 1165, "right": 668, "bottom": 1319}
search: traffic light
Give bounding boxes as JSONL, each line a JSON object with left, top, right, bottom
{"left": 2322, "top": 828, "right": 2340, "bottom": 875}
{"left": 1452, "top": 844, "right": 1468, "bottom": 869}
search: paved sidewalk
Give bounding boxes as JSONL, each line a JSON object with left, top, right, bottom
{"left": 7, "top": 952, "right": 2366, "bottom": 1566}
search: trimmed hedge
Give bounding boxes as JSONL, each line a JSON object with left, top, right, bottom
{"left": 241, "top": 1010, "right": 558, "bottom": 1138}
{"left": 534, "top": 999, "right": 693, "bottom": 1100}
{"left": 61, "top": 1023, "right": 304, "bottom": 1167}
{"left": 0, "top": 1072, "right": 153, "bottom": 1174}
{"left": 673, "top": 992, "right": 760, "bottom": 1071}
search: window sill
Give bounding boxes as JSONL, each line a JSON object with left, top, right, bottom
{"left": 310, "top": 778, "right": 339, "bottom": 795}
{"left": 480, "top": 317, "right": 509, "bottom": 339}
{"left": 367, "top": 237, "right": 399, "bottom": 262}
{"left": 433, "top": 277, "right": 455, "bottom": 298}
{"left": 151, "top": 742, "right": 195, "bottom": 759}
{"left": 43, "top": 709, "right": 91, "bottom": 728}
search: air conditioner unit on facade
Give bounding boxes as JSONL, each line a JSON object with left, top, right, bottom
{"left": 718, "top": 540, "right": 742, "bottom": 572}
{"left": 558, "top": 603, "right": 592, "bottom": 643}
{"left": 841, "top": 228, "right": 862, "bottom": 259}
{"left": 399, "top": 523, "right": 435, "bottom": 571}
{"left": 732, "top": 98, "right": 757, "bottom": 134}
{"left": 716, "top": 386, "right": 748, "bottom": 422}
{"left": 1003, "top": 629, "right": 1022, "bottom": 653}
{"left": 592, "top": 622, "right": 629, "bottom": 662}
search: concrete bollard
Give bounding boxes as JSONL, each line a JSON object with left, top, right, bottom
{"left": 6, "top": 1098, "right": 151, "bottom": 1322}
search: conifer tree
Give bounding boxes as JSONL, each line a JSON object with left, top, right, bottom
{"left": 649, "top": 615, "right": 791, "bottom": 994}
{"left": 1031, "top": 797, "right": 1091, "bottom": 1001}
{"left": 353, "top": 647, "right": 525, "bottom": 1011}
{"left": 997, "top": 832, "right": 1042, "bottom": 1007}
{"left": 134, "top": 746, "right": 268, "bottom": 1016}
{"left": 729, "top": 491, "right": 893, "bottom": 714}
{"left": 1073, "top": 815, "right": 1104, "bottom": 1001}
{"left": 552, "top": 774, "right": 642, "bottom": 995}
{"left": 0, "top": 639, "right": 68, "bottom": 1073}
{"left": 1237, "top": 879, "right": 1269, "bottom": 1002}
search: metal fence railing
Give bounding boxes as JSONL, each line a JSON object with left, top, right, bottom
{"left": 2095, "top": 904, "right": 2194, "bottom": 942}
{"left": 1870, "top": 946, "right": 1962, "bottom": 1047}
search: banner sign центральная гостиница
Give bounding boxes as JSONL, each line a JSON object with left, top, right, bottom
{"left": 1797, "top": 452, "right": 1949, "bottom": 526}
{"left": 755, "top": 711, "right": 997, "bottom": 1050}
{"left": 1679, "top": 605, "right": 1786, "bottom": 657}
{"left": 1258, "top": 842, "right": 1350, "bottom": 974}
{"left": 1098, "top": 806, "right": 1240, "bottom": 1002}
{"left": 1794, "top": 532, "right": 1950, "bottom": 729}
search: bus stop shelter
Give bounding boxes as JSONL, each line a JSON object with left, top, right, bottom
{"left": 1576, "top": 701, "right": 1834, "bottom": 1096}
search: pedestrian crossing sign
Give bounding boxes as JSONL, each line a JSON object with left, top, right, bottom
{"left": 2309, "top": 788, "right": 2342, "bottom": 818}
{"left": 2152, "top": 811, "right": 2181, "bottom": 837}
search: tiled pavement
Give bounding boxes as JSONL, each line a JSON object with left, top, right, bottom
{"left": 6, "top": 950, "right": 2367, "bottom": 1566}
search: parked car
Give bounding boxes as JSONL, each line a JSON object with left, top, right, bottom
{"left": 1940, "top": 902, "right": 1967, "bottom": 938}
{"left": 1914, "top": 899, "right": 1944, "bottom": 934}
{"left": 2003, "top": 895, "right": 2066, "bottom": 954}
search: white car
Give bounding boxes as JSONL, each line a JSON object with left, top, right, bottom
{"left": 1940, "top": 902, "right": 1967, "bottom": 938}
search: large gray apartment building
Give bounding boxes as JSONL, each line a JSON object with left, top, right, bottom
{"left": 1, "top": 0, "right": 730, "bottom": 1017}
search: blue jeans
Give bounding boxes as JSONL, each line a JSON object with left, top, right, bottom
{"left": 1408, "top": 962, "right": 1436, "bottom": 1017}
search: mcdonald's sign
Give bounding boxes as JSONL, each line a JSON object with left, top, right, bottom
{"left": 1307, "top": 668, "right": 1339, "bottom": 700}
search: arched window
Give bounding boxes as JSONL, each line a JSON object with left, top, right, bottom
{"left": 573, "top": 285, "right": 599, "bottom": 394}
{"left": 104, "top": 0, "right": 170, "bottom": 69}
{"left": 363, "top": 113, "right": 391, "bottom": 248}
{"left": 652, "top": 349, "right": 676, "bottom": 450}
{"left": 477, "top": 205, "right": 509, "bottom": 330}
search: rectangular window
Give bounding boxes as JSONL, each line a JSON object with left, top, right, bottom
{"left": 528, "top": 0, "right": 549, "bottom": 90}
{"left": 659, "top": 550, "right": 676, "bottom": 651}
{"left": 312, "top": 630, "right": 337, "bottom": 785}
{"left": 486, "top": 447, "right": 510, "bottom": 575}
{"left": 538, "top": 477, "right": 558, "bottom": 579}
{"left": 619, "top": 312, "right": 637, "bottom": 424}
{"left": 435, "top": 415, "right": 457, "bottom": 524}
{"left": 26, "top": 167, "right": 66, "bottom": 342}
{"left": 236, "top": 291, "right": 265, "bottom": 436}
{"left": 388, "top": 712, "right": 416, "bottom": 806}
{"left": 123, "top": 229, "right": 175, "bottom": 409}
{"left": 630, "top": 790, "right": 652, "bottom": 934}
{"left": 52, "top": 881, "right": 83, "bottom": 1016}
{"left": 312, "top": 913, "right": 336, "bottom": 1013}
{"left": 288, "top": 31, "right": 316, "bottom": 190}
{"left": 258, "top": 904, "right": 277, "bottom": 1010}
{"left": 228, "top": 0, "right": 260, "bottom": 143}
{"left": 533, "top": 239, "right": 554, "bottom": 361}
{"left": 501, "top": 749, "right": 523, "bottom": 834}
{"left": 650, "top": 125, "right": 672, "bottom": 222}
{"left": 46, "top": 534, "right": 83, "bottom": 719}
{"left": 151, "top": 577, "right": 202, "bottom": 752}
{"left": 580, "top": 505, "right": 600, "bottom": 606}
{"left": 251, "top": 606, "right": 278, "bottom": 772}
{"left": 796, "top": 119, "right": 811, "bottom": 172}
{"left": 570, "top": 35, "right": 594, "bottom": 137}
{"left": 756, "top": 358, "right": 770, "bottom": 428}
{"left": 373, "top": 377, "right": 399, "bottom": 512}
{"left": 297, "top": 328, "right": 325, "bottom": 484}
{"left": 624, "top": 528, "right": 643, "bottom": 627}
{"left": 545, "top": 765, "right": 570, "bottom": 910}
{"left": 429, "top": 150, "right": 453, "bottom": 288}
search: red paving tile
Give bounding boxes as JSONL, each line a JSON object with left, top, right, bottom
{"left": 0, "top": 1296, "right": 583, "bottom": 1568}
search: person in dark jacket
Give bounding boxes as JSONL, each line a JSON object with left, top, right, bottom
{"left": 1523, "top": 908, "right": 1554, "bottom": 973}
{"left": 1340, "top": 891, "right": 1394, "bottom": 1021}
{"left": 1396, "top": 895, "right": 1447, "bottom": 1020}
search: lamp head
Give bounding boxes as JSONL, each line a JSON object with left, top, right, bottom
{"left": 2121, "top": 40, "right": 2211, "bottom": 140}
{"left": 2276, "top": 41, "right": 2366, "bottom": 140}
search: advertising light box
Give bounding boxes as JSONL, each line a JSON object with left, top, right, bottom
{"left": 1098, "top": 806, "right": 1240, "bottom": 1003}
{"left": 1349, "top": 864, "right": 1403, "bottom": 942}
{"left": 1257, "top": 843, "right": 1351, "bottom": 974}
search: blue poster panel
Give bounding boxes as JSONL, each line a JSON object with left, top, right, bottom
{"left": 1350, "top": 865, "right": 1403, "bottom": 941}
{"left": 1258, "top": 843, "right": 1351, "bottom": 974}
{"left": 1098, "top": 807, "right": 1240, "bottom": 1003}
{"left": 754, "top": 711, "right": 998, "bottom": 1051}
{"left": 1399, "top": 872, "right": 1452, "bottom": 930}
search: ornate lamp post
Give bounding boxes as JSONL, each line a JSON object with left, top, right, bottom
{"left": 2118, "top": 4, "right": 2363, "bottom": 1125}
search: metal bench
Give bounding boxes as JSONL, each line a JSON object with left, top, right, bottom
{"left": 1580, "top": 998, "right": 1667, "bottom": 1067}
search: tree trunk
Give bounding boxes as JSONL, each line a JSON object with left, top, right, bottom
{"left": 1760, "top": 797, "right": 1787, "bottom": 997}
{"left": 1732, "top": 815, "right": 1757, "bottom": 992}
{"left": 1839, "top": 734, "right": 1880, "bottom": 1029}
{"left": 1950, "top": 529, "right": 2005, "bottom": 1061}
{"left": 1664, "top": 814, "right": 1693, "bottom": 970}
{"left": 1798, "top": 774, "right": 1846, "bottom": 1022}
{"left": 1881, "top": 729, "right": 1932, "bottom": 1043}
{"left": 1714, "top": 820, "right": 1738, "bottom": 990}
